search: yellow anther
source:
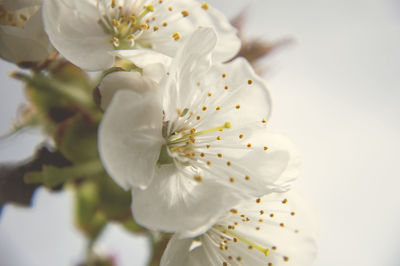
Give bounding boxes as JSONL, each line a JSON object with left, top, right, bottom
{"left": 181, "top": 10, "right": 189, "bottom": 17}
{"left": 201, "top": 3, "right": 209, "bottom": 10}
{"left": 111, "top": 0, "right": 116, "bottom": 8}
{"left": 172, "top": 32, "right": 181, "bottom": 41}
{"left": 153, "top": 25, "right": 159, "bottom": 31}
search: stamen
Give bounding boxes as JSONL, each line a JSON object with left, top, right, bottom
{"left": 215, "top": 225, "right": 270, "bottom": 257}
{"left": 168, "top": 122, "right": 231, "bottom": 143}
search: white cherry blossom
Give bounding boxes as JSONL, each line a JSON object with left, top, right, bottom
{"left": 161, "top": 191, "right": 318, "bottom": 266}
{"left": 0, "top": 0, "right": 53, "bottom": 64}
{"left": 42, "top": 0, "right": 240, "bottom": 71}
{"left": 98, "top": 28, "right": 301, "bottom": 235}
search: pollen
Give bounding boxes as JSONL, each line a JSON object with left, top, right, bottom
{"left": 248, "top": 79, "right": 253, "bottom": 85}
{"left": 260, "top": 210, "right": 264, "bottom": 215}
{"left": 230, "top": 208, "right": 238, "bottom": 214}
{"left": 206, "top": 145, "right": 211, "bottom": 149}
{"left": 217, "top": 153, "right": 222, "bottom": 158}
{"left": 202, "top": 106, "right": 207, "bottom": 111}
{"left": 168, "top": 6, "right": 173, "bottom": 11}
{"left": 196, "top": 115, "right": 201, "bottom": 120}
{"left": 256, "top": 198, "right": 261, "bottom": 204}
{"left": 158, "top": 0, "right": 163, "bottom": 3}
{"left": 200, "top": 153, "right": 205, "bottom": 157}
{"left": 291, "top": 212, "right": 296, "bottom": 216}
{"left": 282, "top": 198, "right": 288, "bottom": 204}
{"left": 201, "top": 3, "right": 210, "bottom": 10}
{"left": 222, "top": 73, "right": 226, "bottom": 78}
{"left": 270, "top": 213, "right": 274, "bottom": 218}
{"left": 229, "top": 177, "right": 235, "bottom": 183}
{"left": 153, "top": 25, "right": 159, "bottom": 31}
{"left": 216, "top": 106, "right": 221, "bottom": 110}
{"left": 239, "top": 134, "right": 244, "bottom": 139}
{"left": 280, "top": 223, "right": 285, "bottom": 227}
{"left": 283, "top": 256, "right": 290, "bottom": 262}
{"left": 227, "top": 161, "right": 231, "bottom": 166}
{"left": 236, "top": 104, "right": 241, "bottom": 109}
{"left": 264, "top": 146, "right": 269, "bottom": 150}
{"left": 181, "top": 10, "right": 189, "bottom": 17}
{"left": 162, "top": 21, "right": 168, "bottom": 27}
{"left": 172, "top": 32, "right": 181, "bottom": 41}
{"left": 208, "top": 92, "right": 212, "bottom": 96}
{"left": 217, "top": 136, "right": 221, "bottom": 140}
{"left": 194, "top": 175, "right": 203, "bottom": 182}
{"left": 224, "top": 85, "right": 229, "bottom": 90}
{"left": 247, "top": 143, "right": 252, "bottom": 148}
{"left": 245, "top": 175, "right": 250, "bottom": 180}
{"left": 262, "top": 118, "right": 267, "bottom": 123}
{"left": 207, "top": 160, "right": 211, "bottom": 165}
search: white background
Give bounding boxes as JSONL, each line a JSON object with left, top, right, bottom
{"left": 1, "top": 0, "right": 400, "bottom": 265}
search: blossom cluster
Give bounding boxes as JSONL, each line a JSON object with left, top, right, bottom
{"left": 0, "top": 0, "right": 318, "bottom": 265}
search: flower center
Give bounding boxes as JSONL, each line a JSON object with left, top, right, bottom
{"left": 157, "top": 119, "right": 231, "bottom": 166}
{"left": 97, "top": 0, "right": 154, "bottom": 49}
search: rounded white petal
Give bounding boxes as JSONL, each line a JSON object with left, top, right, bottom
{"left": 98, "top": 71, "right": 157, "bottom": 110}
{"left": 98, "top": 90, "right": 164, "bottom": 190}
{"left": 112, "top": 49, "right": 172, "bottom": 83}
{"left": 43, "top": 0, "right": 113, "bottom": 70}
{"left": 141, "top": 0, "right": 240, "bottom": 62}
{"left": 161, "top": 235, "right": 209, "bottom": 266}
{"left": 161, "top": 191, "right": 318, "bottom": 266}
{"left": 0, "top": 8, "right": 53, "bottom": 63}
{"left": 131, "top": 163, "right": 246, "bottom": 236}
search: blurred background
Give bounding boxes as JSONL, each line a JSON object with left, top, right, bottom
{"left": 1, "top": 0, "right": 400, "bottom": 265}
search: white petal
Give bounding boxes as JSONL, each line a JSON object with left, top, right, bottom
{"left": 141, "top": 0, "right": 240, "bottom": 62}
{"left": 98, "top": 90, "right": 164, "bottom": 190}
{"left": 112, "top": 49, "right": 172, "bottom": 83}
{"left": 0, "top": 9, "right": 53, "bottom": 63}
{"left": 98, "top": 71, "right": 157, "bottom": 110}
{"left": 161, "top": 235, "right": 210, "bottom": 266}
{"left": 131, "top": 163, "right": 245, "bottom": 236}
{"left": 162, "top": 27, "right": 217, "bottom": 120}
{"left": 43, "top": 0, "right": 113, "bottom": 70}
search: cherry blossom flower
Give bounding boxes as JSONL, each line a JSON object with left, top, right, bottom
{"left": 98, "top": 28, "right": 301, "bottom": 235}
{"left": 43, "top": 0, "right": 240, "bottom": 70}
{"left": 0, "top": 0, "right": 53, "bottom": 63}
{"left": 161, "top": 191, "right": 318, "bottom": 266}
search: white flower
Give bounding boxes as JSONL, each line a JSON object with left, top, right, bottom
{"left": 98, "top": 28, "right": 301, "bottom": 235}
{"left": 0, "top": 0, "right": 53, "bottom": 64}
{"left": 42, "top": 0, "right": 240, "bottom": 71}
{"left": 161, "top": 191, "right": 318, "bottom": 266}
